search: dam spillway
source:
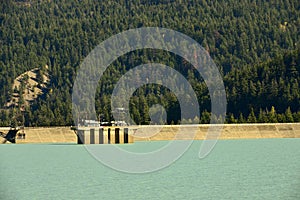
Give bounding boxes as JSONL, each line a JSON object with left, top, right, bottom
{"left": 76, "top": 127, "right": 134, "bottom": 144}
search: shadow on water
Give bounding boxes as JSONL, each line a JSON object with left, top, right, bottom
{"left": 1, "top": 129, "right": 19, "bottom": 143}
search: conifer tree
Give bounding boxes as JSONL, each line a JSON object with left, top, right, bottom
{"left": 247, "top": 108, "right": 257, "bottom": 123}
{"left": 285, "top": 107, "right": 294, "bottom": 122}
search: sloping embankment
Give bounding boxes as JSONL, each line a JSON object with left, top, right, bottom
{"left": 16, "top": 127, "right": 76, "bottom": 144}
{"left": 13, "top": 123, "right": 300, "bottom": 144}
{"left": 132, "top": 123, "right": 300, "bottom": 141}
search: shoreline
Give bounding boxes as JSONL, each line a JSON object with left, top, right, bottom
{"left": 7, "top": 123, "right": 299, "bottom": 144}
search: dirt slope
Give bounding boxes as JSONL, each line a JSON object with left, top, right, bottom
{"left": 6, "top": 66, "right": 50, "bottom": 108}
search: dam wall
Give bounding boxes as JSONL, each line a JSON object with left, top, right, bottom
{"left": 12, "top": 123, "right": 300, "bottom": 144}
{"left": 132, "top": 123, "right": 300, "bottom": 141}
{"left": 16, "top": 127, "right": 77, "bottom": 144}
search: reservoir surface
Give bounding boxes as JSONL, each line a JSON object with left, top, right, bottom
{"left": 1, "top": 139, "right": 299, "bottom": 199}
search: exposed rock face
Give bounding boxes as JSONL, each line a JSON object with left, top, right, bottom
{"left": 6, "top": 66, "right": 50, "bottom": 109}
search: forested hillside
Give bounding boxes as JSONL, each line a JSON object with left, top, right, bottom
{"left": 0, "top": 0, "right": 299, "bottom": 126}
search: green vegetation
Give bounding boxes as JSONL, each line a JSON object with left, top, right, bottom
{"left": 0, "top": 0, "right": 299, "bottom": 126}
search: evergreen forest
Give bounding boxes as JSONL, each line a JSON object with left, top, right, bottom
{"left": 0, "top": 0, "right": 299, "bottom": 126}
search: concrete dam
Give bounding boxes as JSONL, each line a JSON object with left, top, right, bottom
{"left": 0, "top": 123, "right": 299, "bottom": 144}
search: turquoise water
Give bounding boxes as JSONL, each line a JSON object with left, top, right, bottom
{"left": 1, "top": 139, "right": 299, "bottom": 200}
